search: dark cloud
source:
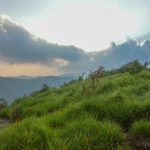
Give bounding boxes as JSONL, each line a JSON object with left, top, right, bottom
{"left": 0, "top": 16, "right": 85, "bottom": 65}
{"left": 88, "top": 39, "right": 150, "bottom": 70}
{"left": 64, "top": 38, "right": 150, "bottom": 73}
{"left": 0, "top": 16, "right": 150, "bottom": 74}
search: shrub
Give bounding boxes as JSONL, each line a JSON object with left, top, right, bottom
{"left": 40, "top": 84, "right": 49, "bottom": 93}
{"left": 138, "top": 70, "right": 150, "bottom": 79}
{"left": 121, "top": 60, "right": 144, "bottom": 75}
{"left": 10, "top": 105, "right": 23, "bottom": 121}
{"left": 89, "top": 66, "right": 105, "bottom": 89}
{"left": 0, "top": 107, "right": 10, "bottom": 118}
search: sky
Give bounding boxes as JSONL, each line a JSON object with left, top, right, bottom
{"left": 0, "top": 0, "right": 150, "bottom": 76}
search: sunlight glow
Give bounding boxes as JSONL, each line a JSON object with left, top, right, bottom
{"left": 0, "top": 62, "right": 63, "bottom": 76}
{"left": 24, "top": 1, "right": 140, "bottom": 51}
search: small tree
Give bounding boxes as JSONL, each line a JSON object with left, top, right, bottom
{"left": 122, "top": 60, "right": 143, "bottom": 74}
{"left": 78, "top": 72, "right": 85, "bottom": 81}
{"left": 144, "top": 61, "right": 150, "bottom": 68}
{"left": 89, "top": 66, "right": 105, "bottom": 89}
{"left": 40, "top": 84, "right": 49, "bottom": 92}
{"left": 117, "top": 60, "right": 147, "bottom": 75}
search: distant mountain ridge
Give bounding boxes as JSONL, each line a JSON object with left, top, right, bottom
{"left": 7, "top": 75, "right": 38, "bottom": 79}
{"left": 0, "top": 76, "right": 76, "bottom": 104}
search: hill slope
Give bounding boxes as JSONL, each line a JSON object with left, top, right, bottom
{"left": 0, "top": 63, "right": 150, "bottom": 149}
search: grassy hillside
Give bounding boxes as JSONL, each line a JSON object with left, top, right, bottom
{"left": 0, "top": 61, "right": 150, "bottom": 150}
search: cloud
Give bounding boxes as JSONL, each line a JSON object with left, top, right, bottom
{"left": 89, "top": 39, "right": 150, "bottom": 69}
{"left": 64, "top": 38, "right": 150, "bottom": 73}
{"left": 0, "top": 15, "right": 85, "bottom": 66}
{"left": 0, "top": 15, "right": 150, "bottom": 75}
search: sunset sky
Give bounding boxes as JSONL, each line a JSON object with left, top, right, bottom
{"left": 0, "top": 0, "right": 150, "bottom": 76}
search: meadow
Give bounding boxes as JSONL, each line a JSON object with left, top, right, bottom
{"left": 0, "top": 60, "right": 150, "bottom": 150}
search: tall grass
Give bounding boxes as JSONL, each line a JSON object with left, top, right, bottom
{"left": 129, "top": 120, "right": 150, "bottom": 138}
{"left": 0, "top": 66, "right": 150, "bottom": 149}
{"left": 61, "top": 117, "right": 125, "bottom": 150}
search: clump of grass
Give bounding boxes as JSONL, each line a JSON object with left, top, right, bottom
{"left": 78, "top": 98, "right": 150, "bottom": 129}
{"left": 10, "top": 95, "right": 69, "bottom": 121}
{"left": 0, "top": 119, "right": 48, "bottom": 150}
{"left": 95, "top": 79, "right": 117, "bottom": 94}
{"left": 45, "top": 112, "right": 65, "bottom": 128}
{"left": 138, "top": 70, "right": 150, "bottom": 79}
{"left": 129, "top": 120, "right": 150, "bottom": 138}
{"left": 0, "top": 117, "right": 65, "bottom": 150}
{"left": 61, "top": 116, "right": 125, "bottom": 150}
{"left": 128, "top": 120, "right": 150, "bottom": 149}
{"left": 115, "top": 73, "right": 135, "bottom": 87}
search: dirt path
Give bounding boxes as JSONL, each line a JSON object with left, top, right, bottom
{"left": 127, "top": 137, "right": 150, "bottom": 150}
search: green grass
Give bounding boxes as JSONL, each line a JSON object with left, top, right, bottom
{"left": 0, "top": 107, "right": 10, "bottom": 118}
{"left": 129, "top": 120, "right": 150, "bottom": 138}
{"left": 0, "top": 116, "right": 125, "bottom": 150}
{"left": 61, "top": 117, "right": 125, "bottom": 150}
{"left": 0, "top": 117, "right": 65, "bottom": 150}
{"left": 0, "top": 67, "right": 150, "bottom": 149}
{"left": 128, "top": 120, "right": 150, "bottom": 149}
